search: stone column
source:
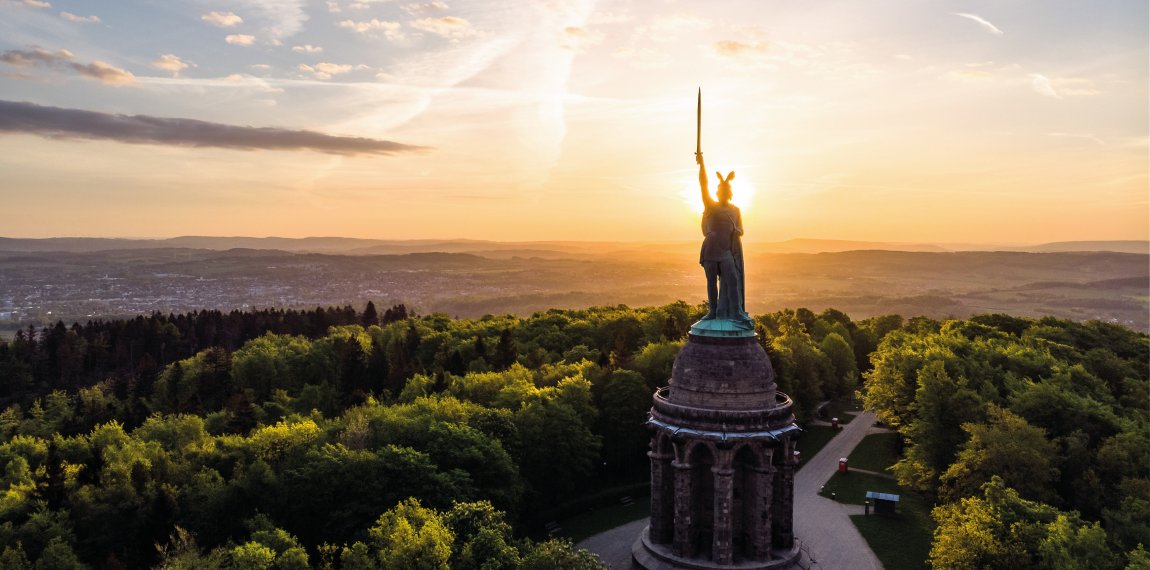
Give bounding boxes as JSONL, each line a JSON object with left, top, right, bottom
{"left": 776, "top": 438, "right": 796, "bottom": 548}
{"left": 649, "top": 446, "right": 674, "bottom": 544}
{"left": 752, "top": 461, "right": 774, "bottom": 560}
{"left": 672, "top": 459, "right": 695, "bottom": 558}
{"left": 712, "top": 465, "right": 735, "bottom": 564}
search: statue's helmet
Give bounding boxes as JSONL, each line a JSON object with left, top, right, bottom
{"left": 715, "top": 171, "right": 735, "bottom": 202}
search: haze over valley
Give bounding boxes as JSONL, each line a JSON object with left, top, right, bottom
{"left": 2, "top": 237, "right": 1146, "bottom": 333}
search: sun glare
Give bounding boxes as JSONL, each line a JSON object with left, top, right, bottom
{"left": 680, "top": 173, "right": 757, "bottom": 215}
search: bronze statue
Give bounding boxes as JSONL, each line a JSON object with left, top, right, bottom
{"left": 696, "top": 153, "right": 750, "bottom": 326}
{"left": 691, "top": 88, "right": 753, "bottom": 335}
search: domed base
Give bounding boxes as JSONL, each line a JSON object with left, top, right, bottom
{"left": 632, "top": 527, "right": 802, "bottom": 570}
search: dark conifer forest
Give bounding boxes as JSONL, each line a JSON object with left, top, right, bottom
{"left": 0, "top": 302, "right": 1145, "bottom": 568}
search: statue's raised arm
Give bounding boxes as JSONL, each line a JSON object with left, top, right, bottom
{"left": 697, "top": 153, "right": 715, "bottom": 209}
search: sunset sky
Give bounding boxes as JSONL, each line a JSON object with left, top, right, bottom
{"left": 1, "top": 0, "right": 1146, "bottom": 244}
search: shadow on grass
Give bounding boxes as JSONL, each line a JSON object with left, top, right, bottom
{"left": 558, "top": 494, "right": 650, "bottom": 543}
{"left": 847, "top": 432, "right": 901, "bottom": 473}
{"left": 795, "top": 425, "right": 837, "bottom": 471}
{"left": 819, "top": 396, "right": 864, "bottom": 425}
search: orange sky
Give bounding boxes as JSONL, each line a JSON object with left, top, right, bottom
{"left": 0, "top": 0, "right": 1146, "bottom": 244}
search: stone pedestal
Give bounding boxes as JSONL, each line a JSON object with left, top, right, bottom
{"left": 633, "top": 333, "right": 801, "bottom": 570}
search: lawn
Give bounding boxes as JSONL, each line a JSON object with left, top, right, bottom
{"left": 851, "top": 490, "right": 934, "bottom": 570}
{"left": 847, "top": 432, "right": 901, "bottom": 473}
{"left": 558, "top": 494, "right": 650, "bottom": 543}
{"left": 794, "top": 425, "right": 837, "bottom": 470}
{"left": 821, "top": 470, "right": 901, "bottom": 504}
{"left": 822, "top": 471, "right": 934, "bottom": 570}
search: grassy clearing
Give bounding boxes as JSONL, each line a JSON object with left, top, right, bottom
{"left": 847, "top": 432, "right": 901, "bottom": 473}
{"left": 821, "top": 471, "right": 902, "bottom": 504}
{"left": 822, "top": 471, "right": 934, "bottom": 569}
{"left": 558, "top": 494, "right": 650, "bottom": 543}
{"left": 850, "top": 489, "right": 935, "bottom": 570}
{"left": 794, "top": 425, "right": 837, "bottom": 470}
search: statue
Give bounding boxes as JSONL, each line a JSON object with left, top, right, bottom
{"left": 691, "top": 89, "right": 754, "bottom": 336}
{"left": 696, "top": 153, "right": 752, "bottom": 326}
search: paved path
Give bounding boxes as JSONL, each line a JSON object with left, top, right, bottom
{"left": 577, "top": 412, "right": 887, "bottom": 569}
{"left": 793, "top": 410, "right": 884, "bottom": 569}
{"left": 576, "top": 518, "right": 647, "bottom": 569}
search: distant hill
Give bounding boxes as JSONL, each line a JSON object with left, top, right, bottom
{"left": 754, "top": 238, "right": 950, "bottom": 253}
{"left": 0, "top": 236, "right": 1146, "bottom": 256}
{"left": 1005, "top": 240, "right": 1149, "bottom": 254}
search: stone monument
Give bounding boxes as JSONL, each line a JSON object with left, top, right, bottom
{"left": 631, "top": 91, "right": 801, "bottom": 569}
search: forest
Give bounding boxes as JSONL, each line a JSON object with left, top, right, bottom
{"left": 0, "top": 301, "right": 1145, "bottom": 568}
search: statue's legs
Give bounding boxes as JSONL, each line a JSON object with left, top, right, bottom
{"left": 702, "top": 261, "right": 720, "bottom": 319}
{"left": 716, "top": 253, "right": 739, "bottom": 319}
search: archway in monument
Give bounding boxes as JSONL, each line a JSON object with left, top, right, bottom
{"left": 688, "top": 442, "right": 715, "bottom": 560}
{"left": 733, "top": 444, "right": 758, "bottom": 560}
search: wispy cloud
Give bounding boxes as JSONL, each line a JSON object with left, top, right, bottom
{"left": 202, "top": 11, "right": 243, "bottom": 28}
{"left": 403, "top": 2, "right": 448, "bottom": 16}
{"left": 410, "top": 16, "right": 476, "bottom": 40}
{"left": 236, "top": 0, "right": 307, "bottom": 39}
{"left": 0, "top": 48, "right": 134, "bottom": 85}
{"left": 60, "top": 11, "right": 100, "bottom": 23}
{"left": 0, "top": 100, "right": 431, "bottom": 155}
{"left": 152, "top": 54, "right": 191, "bottom": 76}
{"left": 298, "top": 62, "right": 354, "bottom": 80}
{"left": 348, "top": 0, "right": 389, "bottom": 8}
{"left": 1048, "top": 132, "right": 1104, "bottom": 145}
{"left": 291, "top": 44, "right": 323, "bottom": 54}
{"left": 712, "top": 40, "right": 768, "bottom": 57}
{"left": 1028, "top": 73, "right": 1061, "bottom": 98}
{"left": 338, "top": 18, "right": 403, "bottom": 40}
{"left": 560, "top": 26, "right": 602, "bottom": 51}
{"left": 1053, "top": 77, "right": 1101, "bottom": 97}
{"left": 3, "top": 0, "right": 51, "bottom": 8}
{"left": 226, "top": 34, "right": 257, "bottom": 46}
{"left": 953, "top": 13, "right": 1004, "bottom": 36}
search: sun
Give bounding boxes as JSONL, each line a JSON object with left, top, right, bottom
{"left": 680, "top": 172, "right": 758, "bottom": 214}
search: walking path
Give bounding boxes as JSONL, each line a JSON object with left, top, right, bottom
{"left": 577, "top": 411, "right": 887, "bottom": 569}
{"left": 793, "top": 411, "right": 884, "bottom": 569}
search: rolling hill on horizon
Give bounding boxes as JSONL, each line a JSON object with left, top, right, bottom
{"left": 0, "top": 236, "right": 1146, "bottom": 255}
{"left": 1, "top": 246, "right": 1146, "bottom": 333}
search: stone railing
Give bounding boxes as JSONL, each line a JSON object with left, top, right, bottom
{"left": 651, "top": 387, "right": 795, "bottom": 431}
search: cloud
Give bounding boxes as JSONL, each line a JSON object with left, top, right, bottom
{"left": 0, "top": 48, "right": 134, "bottom": 85}
{"left": 402, "top": 2, "right": 448, "bottom": 15}
{"left": 953, "top": 13, "right": 1004, "bottom": 36}
{"left": 236, "top": 0, "right": 307, "bottom": 39}
{"left": 298, "top": 62, "right": 354, "bottom": 79}
{"left": 410, "top": 16, "right": 475, "bottom": 39}
{"left": 325, "top": 1, "right": 340, "bottom": 13}
{"left": 712, "top": 39, "right": 768, "bottom": 57}
{"left": 226, "top": 34, "right": 257, "bottom": 46}
{"left": 1047, "top": 132, "right": 1104, "bottom": 145}
{"left": 560, "top": 26, "right": 602, "bottom": 51}
{"left": 60, "top": 11, "right": 100, "bottom": 23}
{"left": 291, "top": 44, "right": 323, "bottom": 54}
{"left": 1028, "top": 73, "right": 1061, "bottom": 98}
{"left": 4, "top": 0, "right": 51, "bottom": 8}
{"left": 202, "top": 11, "right": 243, "bottom": 27}
{"left": 1053, "top": 77, "right": 1101, "bottom": 97}
{"left": 0, "top": 100, "right": 430, "bottom": 155}
{"left": 348, "top": 0, "right": 390, "bottom": 8}
{"left": 152, "top": 54, "right": 191, "bottom": 76}
{"left": 337, "top": 18, "right": 403, "bottom": 40}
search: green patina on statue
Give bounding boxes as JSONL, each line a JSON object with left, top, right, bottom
{"left": 690, "top": 89, "right": 755, "bottom": 337}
